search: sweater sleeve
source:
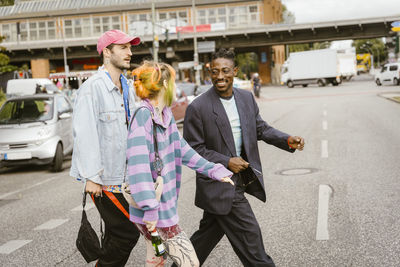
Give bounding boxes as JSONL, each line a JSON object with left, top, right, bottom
{"left": 126, "top": 109, "right": 159, "bottom": 222}
{"left": 179, "top": 132, "right": 233, "bottom": 181}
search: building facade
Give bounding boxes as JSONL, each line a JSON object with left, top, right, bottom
{"left": 0, "top": 0, "right": 284, "bottom": 86}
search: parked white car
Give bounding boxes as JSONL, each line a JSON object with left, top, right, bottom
{"left": 375, "top": 63, "right": 400, "bottom": 86}
{"left": 0, "top": 94, "right": 73, "bottom": 172}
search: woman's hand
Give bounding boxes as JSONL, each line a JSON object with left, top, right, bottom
{"left": 143, "top": 220, "right": 157, "bottom": 232}
{"left": 220, "top": 177, "right": 235, "bottom": 186}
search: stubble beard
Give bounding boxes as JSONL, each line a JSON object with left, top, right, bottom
{"left": 110, "top": 56, "right": 130, "bottom": 71}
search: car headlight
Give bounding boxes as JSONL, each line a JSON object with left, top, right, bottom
{"left": 35, "top": 140, "right": 44, "bottom": 146}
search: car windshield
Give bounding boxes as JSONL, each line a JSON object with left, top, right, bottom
{"left": 0, "top": 97, "right": 53, "bottom": 124}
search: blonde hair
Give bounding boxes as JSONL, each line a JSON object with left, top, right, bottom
{"left": 132, "top": 61, "right": 176, "bottom": 106}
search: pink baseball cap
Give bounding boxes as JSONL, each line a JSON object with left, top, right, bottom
{"left": 97, "top": 29, "right": 141, "bottom": 55}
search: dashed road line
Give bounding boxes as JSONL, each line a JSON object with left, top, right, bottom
{"left": 0, "top": 174, "right": 63, "bottom": 200}
{"left": 0, "top": 240, "right": 32, "bottom": 254}
{"left": 34, "top": 219, "right": 69, "bottom": 230}
{"left": 322, "top": 120, "right": 328, "bottom": 130}
{"left": 316, "top": 184, "right": 333, "bottom": 240}
{"left": 321, "top": 140, "right": 328, "bottom": 158}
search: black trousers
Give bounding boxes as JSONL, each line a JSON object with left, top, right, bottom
{"left": 92, "top": 191, "right": 140, "bottom": 267}
{"left": 189, "top": 187, "right": 275, "bottom": 267}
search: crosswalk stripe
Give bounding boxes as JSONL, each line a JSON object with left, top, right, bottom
{"left": 0, "top": 240, "right": 32, "bottom": 254}
{"left": 34, "top": 219, "right": 69, "bottom": 230}
{"left": 71, "top": 202, "right": 95, "bottom": 211}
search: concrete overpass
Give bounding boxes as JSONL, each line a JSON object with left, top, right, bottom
{"left": 5, "top": 15, "right": 400, "bottom": 62}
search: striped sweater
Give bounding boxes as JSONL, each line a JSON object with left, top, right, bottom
{"left": 126, "top": 99, "right": 232, "bottom": 227}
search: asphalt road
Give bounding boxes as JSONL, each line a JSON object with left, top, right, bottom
{"left": 1, "top": 79, "right": 399, "bottom": 267}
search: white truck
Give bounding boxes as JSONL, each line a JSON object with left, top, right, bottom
{"left": 337, "top": 49, "right": 357, "bottom": 81}
{"left": 281, "top": 49, "right": 340, "bottom": 88}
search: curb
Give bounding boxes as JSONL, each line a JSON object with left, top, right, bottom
{"left": 378, "top": 93, "right": 400, "bottom": 104}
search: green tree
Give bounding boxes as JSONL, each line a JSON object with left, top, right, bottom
{"left": 0, "top": 0, "right": 14, "bottom": 6}
{"left": 352, "top": 38, "right": 386, "bottom": 67}
{"left": 235, "top": 52, "right": 258, "bottom": 79}
{"left": 281, "top": 4, "right": 295, "bottom": 24}
{"left": 0, "top": 35, "right": 18, "bottom": 74}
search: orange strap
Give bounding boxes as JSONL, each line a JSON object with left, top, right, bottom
{"left": 103, "top": 191, "right": 130, "bottom": 219}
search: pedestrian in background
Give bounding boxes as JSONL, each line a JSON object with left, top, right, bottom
{"left": 180, "top": 48, "right": 305, "bottom": 266}
{"left": 70, "top": 29, "right": 141, "bottom": 266}
{"left": 126, "top": 61, "right": 234, "bottom": 267}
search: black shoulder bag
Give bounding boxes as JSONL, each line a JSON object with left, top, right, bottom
{"left": 76, "top": 193, "right": 104, "bottom": 263}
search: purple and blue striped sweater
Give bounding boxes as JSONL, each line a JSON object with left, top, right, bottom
{"left": 126, "top": 100, "right": 232, "bottom": 227}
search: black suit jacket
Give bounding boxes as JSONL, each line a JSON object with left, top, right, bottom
{"left": 183, "top": 87, "right": 294, "bottom": 215}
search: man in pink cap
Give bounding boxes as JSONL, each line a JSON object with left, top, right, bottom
{"left": 70, "top": 29, "right": 141, "bottom": 266}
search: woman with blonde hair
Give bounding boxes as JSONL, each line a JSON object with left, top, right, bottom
{"left": 126, "top": 61, "right": 234, "bottom": 267}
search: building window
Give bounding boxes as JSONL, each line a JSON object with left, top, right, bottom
{"left": 47, "top": 21, "right": 56, "bottom": 39}
{"left": 0, "top": 23, "right": 17, "bottom": 42}
{"left": 128, "top": 13, "right": 152, "bottom": 36}
{"left": 82, "top": 18, "right": 91, "bottom": 36}
{"left": 20, "top": 22, "right": 28, "bottom": 41}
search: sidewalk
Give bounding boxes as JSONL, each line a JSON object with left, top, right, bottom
{"left": 378, "top": 92, "right": 400, "bottom": 104}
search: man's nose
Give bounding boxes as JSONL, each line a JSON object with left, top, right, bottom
{"left": 127, "top": 49, "right": 132, "bottom": 56}
{"left": 217, "top": 71, "right": 224, "bottom": 79}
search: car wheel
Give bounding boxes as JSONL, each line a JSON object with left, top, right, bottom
{"left": 52, "top": 143, "right": 63, "bottom": 172}
{"left": 302, "top": 84, "right": 308, "bottom": 87}
{"left": 394, "top": 78, "right": 399, "bottom": 86}
{"left": 287, "top": 81, "right": 294, "bottom": 88}
{"left": 376, "top": 79, "right": 382, "bottom": 86}
{"left": 317, "top": 79, "right": 325, "bottom": 87}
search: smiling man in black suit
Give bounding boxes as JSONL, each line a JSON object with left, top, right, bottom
{"left": 181, "top": 48, "right": 305, "bottom": 266}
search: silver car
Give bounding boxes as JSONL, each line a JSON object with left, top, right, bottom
{"left": 0, "top": 94, "right": 73, "bottom": 172}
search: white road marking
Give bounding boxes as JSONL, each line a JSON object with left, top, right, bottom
{"left": 0, "top": 174, "right": 63, "bottom": 200}
{"left": 316, "top": 184, "right": 333, "bottom": 240}
{"left": 321, "top": 140, "right": 328, "bottom": 158}
{"left": 71, "top": 202, "right": 95, "bottom": 211}
{"left": 0, "top": 240, "right": 32, "bottom": 254}
{"left": 34, "top": 219, "right": 69, "bottom": 230}
{"left": 323, "top": 110, "right": 327, "bottom": 116}
{"left": 322, "top": 120, "right": 328, "bottom": 130}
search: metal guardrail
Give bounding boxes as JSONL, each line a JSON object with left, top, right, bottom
{"left": 0, "top": 0, "right": 179, "bottom": 18}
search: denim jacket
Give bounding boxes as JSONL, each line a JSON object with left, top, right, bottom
{"left": 70, "top": 69, "right": 136, "bottom": 185}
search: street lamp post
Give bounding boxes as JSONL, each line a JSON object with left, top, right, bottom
{"left": 192, "top": 0, "right": 200, "bottom": 86}
{"left": 152, "top": 1, "right": 159, "bottom": 62}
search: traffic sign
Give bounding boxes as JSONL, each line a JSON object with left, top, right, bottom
{"left": 391, "top": 21, "right": 400, "bottom": 27}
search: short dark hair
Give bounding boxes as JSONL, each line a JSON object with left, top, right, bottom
{"left": 211, "top": 48, "right": 236, "bottom": 66}
{"left": 99, "top": 43, "right": 116, "bottom": 63}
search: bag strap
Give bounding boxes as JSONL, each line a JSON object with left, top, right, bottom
{"left": 128, "top": 106, "right": 163, "bottom": 177}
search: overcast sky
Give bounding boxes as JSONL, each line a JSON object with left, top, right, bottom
{"left": 282, "top": 0, "right": 399, "bottom": 24}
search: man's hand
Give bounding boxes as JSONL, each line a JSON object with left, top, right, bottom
{"left": 143, "top": 220, "right": 157, "bottom": 232}
{"left": 85, "top": 180, "right": 103, "bottom": 197}
{"left": 220, "top": 177, "right": 235, "bottom": 186}
{"left": 228, "top": 157, "right": 249, "bottom": 173}
{"left": 288, "top": 136, "right": 305, "bottom": 151}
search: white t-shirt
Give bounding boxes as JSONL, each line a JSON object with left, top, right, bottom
{"left": 220, "top": 96, "right": 243, "bottom": 156}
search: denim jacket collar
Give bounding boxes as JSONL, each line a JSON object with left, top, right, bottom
{"left": 98, "top": 69, "right": 117, "bottom": 92}
{"left": 141, "top": 99, "right": 172, "bottom": 129}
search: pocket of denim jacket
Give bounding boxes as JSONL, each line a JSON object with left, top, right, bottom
{"left": 99, "top": 112, "right": 117, "bottom": 140}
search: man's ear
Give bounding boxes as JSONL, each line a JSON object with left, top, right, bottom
{"left": 233, "top": 66, "right": 239, "bottom": 76}
{"left": 103, "top": 47, "right": 111, "bottom": 58}
{"left": 163, "top": 79, "right": 168, "bottom": 89}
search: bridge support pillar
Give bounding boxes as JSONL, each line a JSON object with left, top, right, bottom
{"left": 257, "top": 46, "right": 272, "bottom": 85}
{"left": 31, "top": 58, "right": 50, "bottom": 78}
